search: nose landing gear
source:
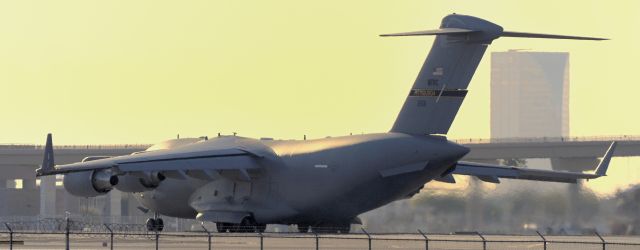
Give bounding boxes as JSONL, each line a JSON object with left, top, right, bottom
{"left": 298, "top": 222, "right": 351, "bottom": 234}
{"left": 215, "top": 216, "right": 266, "bottom": 233}
{"left": 310, "top": 222, "right": 351, "bottom": 234}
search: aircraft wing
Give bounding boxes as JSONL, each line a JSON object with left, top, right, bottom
{"left": 36, "top": 134, "right": 260, "bottom": 177}
{"left": 448, "top": 142, "right": 616, "bottom": 184}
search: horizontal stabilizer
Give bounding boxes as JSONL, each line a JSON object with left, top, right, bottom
{"left": 381, "top": 28, "right": 607, "bottom": 41}
{"left": 501, "top": 31, "right": 608, "bottom": 41}
{"left": 380, "top": 28, "right": 476, "bottom": 37}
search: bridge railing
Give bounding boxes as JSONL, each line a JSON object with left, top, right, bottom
{"left": 453, "top": 135, "right": 640, "bottom": 144}
{"left": 2, "top": 135, "right": 639, "bottom": 150}
{"left": 0, "top": 144, "right": 151, "bottom": 150}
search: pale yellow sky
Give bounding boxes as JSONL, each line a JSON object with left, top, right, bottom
{"left": 0, "top": 1, "right": 638, "bottom": 193}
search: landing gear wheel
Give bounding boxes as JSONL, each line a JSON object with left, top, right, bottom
{"left": 256, "top": 223, "right": 267, "bottom": 233}
{"left": 238, "top": 217, "right": 254, "bottom": 233}
{"left": 146, "top": 218, "right": 156, "bottom": 231}
{"left": 216, "top": 222, "right": 230, "bottom": 233}
{"left": 228, "top": 217, "right": 261, "bottom": 233}
{"left": 298, "top": 224, "right": 310, "bottom": 233}
{"left": 156, "top": 218, "right": 164, "bottom": 232}
{"left": 335, "top": 223, "right": 351, "bottom": 234}
{"left": 145, "top": 218, "right": 164, "bottom": 232}
{"left": 311, "top": 222, "right": 330, "bottom": 234}
{"left": 311, "top": 225, "right": 334, "bottom": 234}
{"left": 219, "top": 217, "right": 261, "bottom": 233}
{"left": 311, "top": 222, "right": 351, "bottom": 234}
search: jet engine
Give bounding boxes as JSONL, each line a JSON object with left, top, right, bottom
{"left": 115, "top": 172, "right": 166, "bottom": 192}
{"left": 63, "top": 170, "right": 119, "bottom": 197}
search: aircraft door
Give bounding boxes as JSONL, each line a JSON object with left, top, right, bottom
{"left": 234, "top": 181, "right": 252, "bottom": 203}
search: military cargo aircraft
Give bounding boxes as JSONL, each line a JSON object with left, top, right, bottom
{"left": 37, "top": 14, "right": 614, "bottom": 233}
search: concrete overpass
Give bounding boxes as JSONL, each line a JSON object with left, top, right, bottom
{"left": 3, "top": 135, "right": 638, "bottom": 165}
{"left": 458, "top": 135, "right": 640, "bottom": 160}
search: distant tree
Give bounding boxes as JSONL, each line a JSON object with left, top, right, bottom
{"left": 501, "top": 158, "right": 527, "bottom": 167}
{"left": 613, "top": 185, "right": 640, "bottom": 234}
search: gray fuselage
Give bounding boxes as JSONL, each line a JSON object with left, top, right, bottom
{"left": 134, "top": 133, "right": 468, "bottom": 225}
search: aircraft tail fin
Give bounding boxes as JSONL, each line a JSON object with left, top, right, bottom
{"left": 386, "top": 14, "right": 606, "bottom": 135}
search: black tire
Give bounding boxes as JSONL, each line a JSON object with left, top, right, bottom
{"left": 216, "top": 222, "right": 229, "bottom": 233}
{"left": 156, "top": 218, "right": 164, "bottom": 232}
{"left": 146, "top": 218, "right": 156, "bottom": 231}
{"left": 336, "top": 224, "right": 351, "bottom": 234}
{"left": 229, "top": 223, "right": 240, "bottom": 233}
{"left": 239, "top": 217, "right": 254, "bottom": 233}
{"left": 311, "top": 225, "right": 334, "bottom": 234}
{"left": 256, "top": 223, "right": 267, "bottom": 233}
{"left": 298, "top": 224, "right": 310, "bottom": 233}
{"left": 311, "top": 222, "right": 350, "bottom": 234}
{"left": 219, "top": 217, "right": 258, "bottom": 233}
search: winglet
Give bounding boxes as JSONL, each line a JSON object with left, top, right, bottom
{"left": 36, "top": 133, "right": 55, "bottom": 176}
{"left": 595, "top": 141, "right": 617, "bottom": 176}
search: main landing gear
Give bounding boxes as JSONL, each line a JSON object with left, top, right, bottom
{"left": 216, "top": 216, "right": 266, "bottom": 233}
{"left": 146, "top": 213, "right": 164, "bottom": 232}
{"left": 298, "top": 222, "right": 351, "bottom": 234}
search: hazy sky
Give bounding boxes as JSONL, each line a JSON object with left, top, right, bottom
{"left": 1, "top": 1, "right": 638, "bottom": 192}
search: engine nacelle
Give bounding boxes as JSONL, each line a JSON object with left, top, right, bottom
{"left": 115, "top": 172, "right": 166, "bottom": 193}
{"left": 63, "top": 170, "right": 119, "bottom": 197}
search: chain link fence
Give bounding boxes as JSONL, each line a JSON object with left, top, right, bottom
{"left": 1, "top": 219, "right": 640, "bottom": 249}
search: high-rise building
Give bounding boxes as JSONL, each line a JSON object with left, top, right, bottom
{"left": 490, "top": 51, "right": 570, "bottom": 138}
